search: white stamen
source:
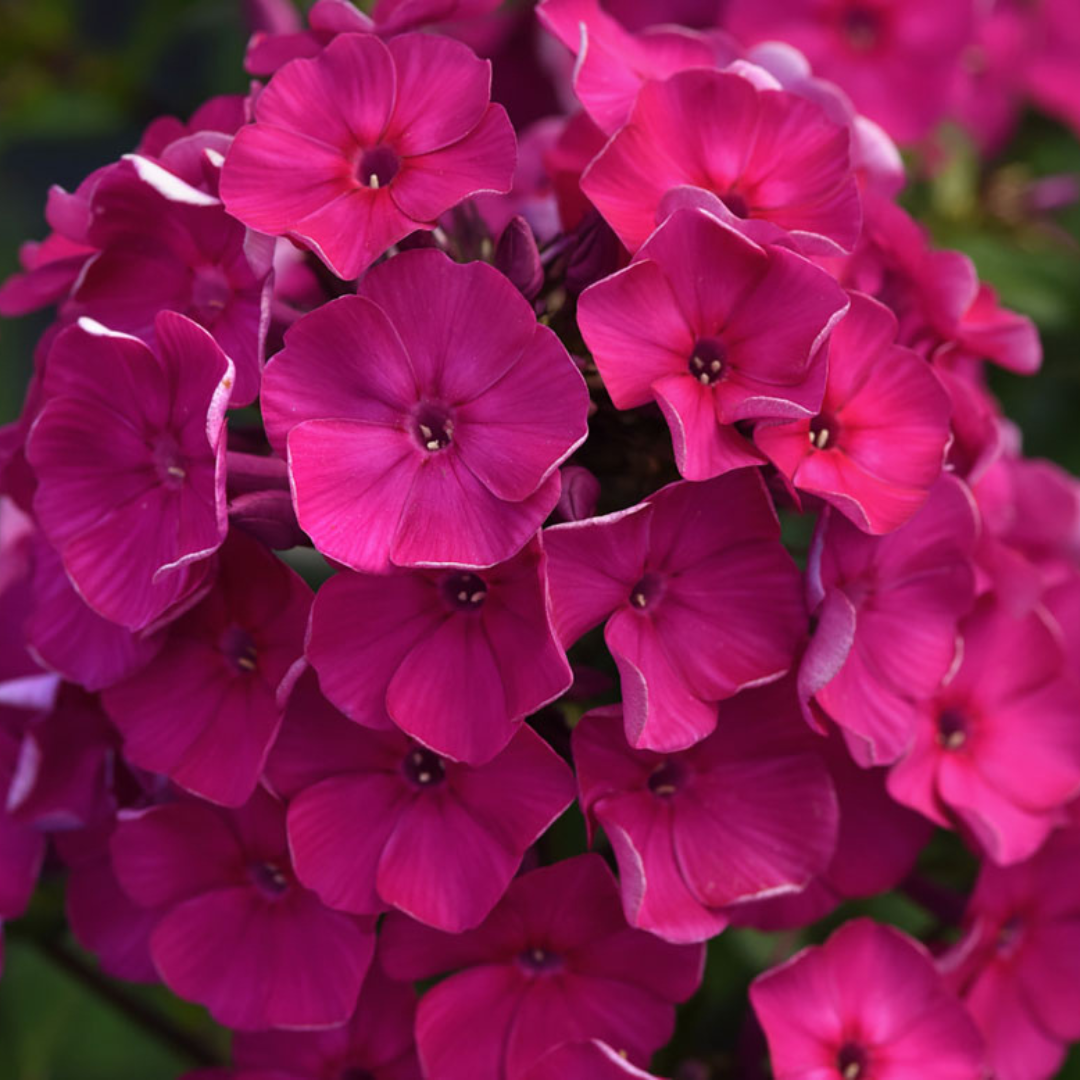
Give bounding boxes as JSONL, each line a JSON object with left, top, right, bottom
{"left": 369, "top": 173, "right": 380, "bottom": 189}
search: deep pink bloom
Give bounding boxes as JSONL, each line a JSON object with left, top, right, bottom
{"left": 1023, "top": 0, "right": 1080, "bottom": 139}
{"left": 306, "top": 538, "right": 571, "bottom": 764}
{"left": 838, "top": 193, "right": 1041, "bottom": 375}
{"left": 222, "top": 32, "right": 516, "bottom": 279}
{"left": 380, "top": 855, "right": 704, "bottom": 1079}
{"left": 265, "top": 672, "right": 574, "bottom": 930}
{"left": 800, "top": 475, "right": 978, "bottom": 766}
{"left": 578, "top": 208, "right": 848, "bottom": 480}
{"left": 730, "top": 727, "right": 931, "bottom": 930}
{"left": 26, "top": 534, "right": 162, "bottom": 692}
{"left": 546, "top": 472, "right": 806, "bottom": 751}
{"left": 751, "top": 918, "right": 985, "bottom": 1079}
{"left": 69, "top": 155, "right": 274, "bottom": 406}
{"left": 524, "top": 1041, "right": 666, "bottom": 1080}
{"left": 0, "top": 724, "right": 46, "bottom": 924}
{"left": 537, "top": 0, "right": 730, "bottom": 135}
{"left": 724, "top": 0, "right": 979, "bottom": 144}
{"left": 111, "top": 788, "right": 376, "bottom": 1031}
{"left": 27, "top": 313, "right": 232, "bottom": 631}
{"left": 887, "top": 597, "right": 1080, "bottom": 865}
{"left": 56, "top": 821, "right": 159, "bottom": 983}
{"left": 756, "top": 291, "right": 952, "bottom": 534}
{"left": 572, "top": 680, "right": 838, "bottom": 943}
{"left": 580, "top": 68, "right": 862, "bottom": 255}
{"left": 232, "top": 953, "right": 422, "bottom": 1079}
{"left": 102, "top": 531, "right": 310, "bottom": 807}
{"left": 942, "top": 827, "right": 1080, "bottom": 1080}
{"left": 262, "top": 250, "right": 589, "bottom": 572}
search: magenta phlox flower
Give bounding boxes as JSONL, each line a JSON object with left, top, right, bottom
{"left": 580, "top": 66, "right": 862, "bottom": 255}
{"left": 55, "top": 821, "right": 159, "bottom": 983}
{"left": 724, "top": 0, "right": 979, "bottom": 144}
{"left": 261, "top": 250, "right": 589, "bottom": 572}
{"left": 306, "top": 537, "right": 572, "bottom": 764}
{"left": 750, "top": 918, "right": 986, "bottom": 1079}
{"left": 800, "top": 475, "right": 979, "bottom": 766}
{"left": 102, "top": 530, "right": 310, "bottom": 807}
{"left": 244, "top": 0, "right": 505, "bottom": 74}
{"left": 578, "top": 208, "right": 849, "bottom": 480}
{"left": 546, "top": 472, "right": 806, "bottom": 751}
{"left": 223, "top": 32, "right": 516, "bottom": 279}
{"left": 730, "top": 727, "right": 932, "bottom": 930}
{"left": 27, "top": 534, "right": 162, "bottom": 692}
{"left": 111, "top": 788, "right": 376, "bottom": 1030}
{"left": 524, "top": 1040, "right": 667, "bottom": 1079}
{"left": 538, "top": 0, "right": 733, "bottom": 135}
{"left": 941, "top": 827, "right": 1080, "bottom": 1080}
{"left": 0, "top": 724, "right": 45, "bottom": 928}
{"left": 68, "top": 154, "right": 273, "bottom": 405}
{"left": 27, "top": 313, "right": 232, "bottom": 631}
{"left": 380, "top": 855, "right": 704, "bottom": 1079}
{"left": 264, "top": 671, "right": 574, "bottom": 930}
{"left": 232, "top": 952, "right": 422, "bottom": 1079}
{"left": 887, "top": 596, "right": 1080, "bottom": 865}
{"left": 755, "top": 291, "right": 952, "bottom": 534}
{"left": 572, "top": 680, "right": 838, "bottom": 943}
{"left": 841, "top": 193, "right": 1041, "bottom": 375}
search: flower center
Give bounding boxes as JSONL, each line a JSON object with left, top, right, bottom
{"left": 809, "top": 413, "right": 838, "bottom": 450}
{"left": 720, "top": 190, "right": 750, "bottom": 219}
{"left": 358, "top": 144, "right": 400, "bottom": 189}
{"left": 412, "top": 403, "right": 454, "bottom": 452}
{"left": 996, "top": 913, "right": 1025, "bottom": 958}
{"left": 249, "top": 860, "right": 290, "bottom": 899}
{"left": 837, "top": 1042, "right": 869, "bottom": 1080}
{"left": 220, "top": 625, "right": 258, "bottom": 674}
{"left": 936, "top": 707, "right": 969, "bottom": 751}
{"left": 402, "top": 746, "right": 446, "bottom": 788}
{"left": 190, "top": 263, "right": 232, "bottom": 324}
{"left": 688, "top": 338, "right": 727, "bottom": 386}
{"left": 517, "top": 947, "right": 564, "bottom": 976}
{"left": 841, "top": 4, "right": 882, "bottom": 51}
{"left": 647, "top": 759, "right": 687, "bottom": 798}
{"left": 441, "top": 571, "right": 488, "bottom": 612}
{"left": 628, "top": 571, "right": 664, "bottom": 612}
{"left": 153, "top": 434, "right": 187, "bottom": 489}
{"left": 340, "top": 1070, "right": 376, "bottom": 1080}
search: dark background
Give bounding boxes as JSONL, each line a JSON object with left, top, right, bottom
{"left": 1, "top": 1, "right": 1079, "bottom": 1077}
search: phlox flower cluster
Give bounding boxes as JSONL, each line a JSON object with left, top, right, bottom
{"left": 1, "top": 1, "right": 1079, "bottom": 1078}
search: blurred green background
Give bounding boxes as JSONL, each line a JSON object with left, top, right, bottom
{"left": 1, "top": 1, "right": 1079, "bottom": 1078}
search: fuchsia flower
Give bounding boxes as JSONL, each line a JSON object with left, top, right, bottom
{"left": 265, "top": 672, "right": 574, "bottom": 930}
{"left": 69, "top": 155, "right": 273, "bottom": 406}
{"left": 578, "top": 208, "right": 849, "bottom": 480}
{"left": 724, "top": 0, "right": 978, "bottom": 144}
{"left": 580, "top": 67, "right": 862, "bottom": 255}
{"left": 222, "top": 32, "right": 516, "bottom": 279}
{"left": 573, "top": 681, "right": 838, "bottom": 943}
{"left": 730, "top": 728, "right": 931, "bottom": 931}
{"left": 942, "top": 826, "right": 1080, "bottom": 1080}
{"left": 751, "top": 918, "right": 986, "bottom": 1080}
{"left": 26, "top": 534, "right": 162, "bottom": 692}
{"left": 27, "top": 313, "right": 232, "bottom": 631}
{"left": 524, "top": 1041, "right": 666, "bottom": 1079}
{"left": 111, "top": 788, "right": 376, "bottom": 1031}
{"left": 887, "top": 597, "right": 1080, "bottom": 865}
{"left": 755, "top": 291, "right": 952, "bottom": 534}
{"left": 546, "top": 472, "right": 805, "bottom": 751}
{"left": 306, "top": 538, "right": 571, "bottom": 764}
{"left": 537, "top": 0, "right": 729, "bottom": 135}
{"left": 232, "top": 954, "right": 422, "bottom": 1079}
{"left": 102, "top": 531, "right": 311, "bottom": 807}
{"left": 262, "top": 250, "right": 589, "bottom": 572}
{"left": 380, "top": 855, "right": 704, "bottom": 1079}
{"left": 800, "top": 476, "right": 978, "bottom": 766}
